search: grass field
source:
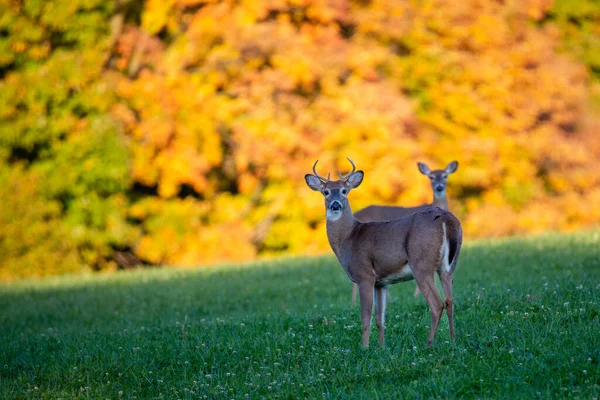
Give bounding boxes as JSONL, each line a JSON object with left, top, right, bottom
{"left": 1, "top": 231, "right": 599, "bottom": 399}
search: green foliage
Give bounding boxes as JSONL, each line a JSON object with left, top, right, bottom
{"left": 36, "top": 117, "right": 131, "bottom": 198}
{"left": 0, "top": 0, "right": 133, "bottom": 278}
{"left": 0, "top": 164, "right": 81, "bottom": 280}
{"left": 550, "top": 0, "right": 600, "bottom": 80}
{"left": 0, "top": 231, "right": 599, "bottom": 397}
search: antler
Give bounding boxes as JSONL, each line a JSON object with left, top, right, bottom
{"left": 312, "top": 160, "right": 330, "bottom": 183}
{"left": 338, "top": 157, "right": 356, "bottom": 182}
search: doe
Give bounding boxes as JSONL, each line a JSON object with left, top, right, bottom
{"left": 352, "top": 161, "right": 459, "bottom": 302}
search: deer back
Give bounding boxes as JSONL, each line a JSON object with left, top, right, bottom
{"left": 354, "top": 203, "right": 433, "bottom": 223}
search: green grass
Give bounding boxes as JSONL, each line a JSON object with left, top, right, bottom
{"left": 1, "top": 231, "right": 599, "bottom": 399}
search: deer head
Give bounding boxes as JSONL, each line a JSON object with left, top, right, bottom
{"left": 417, "top": 161, "right": 459, "bottom": 199}
{"left": 305, "top": 158, "right": 364, "bottom": 222}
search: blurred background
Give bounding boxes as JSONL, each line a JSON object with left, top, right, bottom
{"left": 1, "top": 0, "right": 599, "bottom": 280}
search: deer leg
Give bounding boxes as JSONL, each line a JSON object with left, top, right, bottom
{"left": 358, "top": 280, "right": 374, "bottom": 347}
{"left": 374, "top": 285, "right": 388, "bottom": 346}
{"left": 439, "top": 271, "right": 455, "bottom": 340}
{"left": 414, "top": 272, "right": 444, "bottom": 346}
{"left": 413, "top": 285, "right": 421, "bottom": 298}
{"left": 352, "top": 283, "right": 358, "bottom": 305}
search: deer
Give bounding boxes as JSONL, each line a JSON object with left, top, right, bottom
{"left": 305, "top": 158, "right": 462, "bottom": 347}
{"left": 351, "top": 161, "right": 459, "bottom": 303}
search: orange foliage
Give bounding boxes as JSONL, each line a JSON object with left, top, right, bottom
{"left": 111, "top": 0, "right": 600, "bottom": 264}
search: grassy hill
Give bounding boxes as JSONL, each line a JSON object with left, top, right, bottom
{"left": 1, "top": 231, "right": 599, "bottom": 399}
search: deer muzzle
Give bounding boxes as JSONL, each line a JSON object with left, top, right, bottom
{"left": 330, "top": 200, "right": 342, "bottom": 211}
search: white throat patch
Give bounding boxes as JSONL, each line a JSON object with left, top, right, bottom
{"left": 434, "top": 190, "right": 446, "bottom": 199}
{"left": 326, "top": 210, "right": 343, "bottom": 221}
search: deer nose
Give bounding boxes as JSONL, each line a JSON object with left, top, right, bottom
{"left": 330, "top": 201, "right": 342, "bottom": 211}
{"left": 435, "top": 184, "right": 444, "bottom": 192}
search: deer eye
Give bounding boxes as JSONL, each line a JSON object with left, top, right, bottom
{"left": 443, "top": 174, "right": 448, "bottom": 179}
{"left": 323, "top": 190, "right": 330, "bottom": 196}
{"left": 342, "top": 189, "right": 347, "bottom": 195}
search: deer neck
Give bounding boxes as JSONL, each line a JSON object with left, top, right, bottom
{"left": 432, "top": 192, "right": 448, "bottom": 210}
{"left": 326, "top": 206, "right": 357, "bottom": 258}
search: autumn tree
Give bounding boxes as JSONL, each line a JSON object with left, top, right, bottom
{"left": 1, "top": 0, "right": 599, "bottom": 279}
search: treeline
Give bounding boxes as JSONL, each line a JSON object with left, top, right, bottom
{"left": 1, "top": 0, "right": 599, "bottom": 280}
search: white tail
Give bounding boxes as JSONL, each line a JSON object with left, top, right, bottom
{"left": 305, "top": 158, "right": 462, "bottom": 347}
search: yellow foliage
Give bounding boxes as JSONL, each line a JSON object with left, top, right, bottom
{"left": 142, "top": 0, "right": 176, "bottom": 35}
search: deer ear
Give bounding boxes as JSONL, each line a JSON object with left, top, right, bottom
{"left": 305, "top": 174, "right": 324, "bottom": 191}
{"left": 346, "top": 171, "right": 364, "bottom": 189}
{"left": 417, "top": 162, "right": 431, "bottom": 175}
{"left": 445, "top": 161, "right": 458, "bottom": 174}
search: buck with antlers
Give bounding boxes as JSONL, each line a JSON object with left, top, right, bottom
{"left": 351, "top": 161, "right": 459, "bottom": 303}
{"left": 305, "top": 158, "right": 462, "bottom": 347}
